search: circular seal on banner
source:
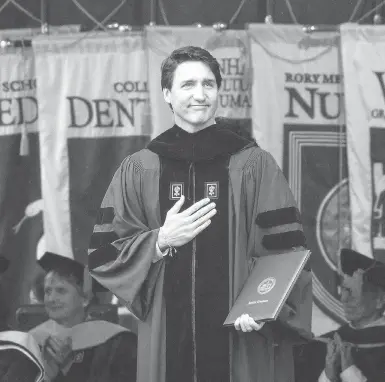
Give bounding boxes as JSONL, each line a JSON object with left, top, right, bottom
{"left": 257, "top": 277, "right": 276, "bottom": 295}
{"left": 314, "top": 178, "right": 351, "bottom": 323}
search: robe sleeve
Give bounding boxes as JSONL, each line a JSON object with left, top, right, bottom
{"left": 87, "top": 155, "right": 164, "bottom": 321}
{"left": 249, "top": 149, "right": 312, "bottom": 339}
{"left": 0, "top": 350, "right": 41, "bottom": 382}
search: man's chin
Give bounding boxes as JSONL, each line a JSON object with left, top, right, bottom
{"left": 188, "top": 117, "right": 215, "bottom": 127}
{"left": 343, "top": 310, "right": 359, "bottom": 322}
{"left": 47, "top": 310, "right": 65, "bottom": 320}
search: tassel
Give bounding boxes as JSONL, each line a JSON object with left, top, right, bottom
{"left": 19, "top": 124, "right": 29, "bottom": 156}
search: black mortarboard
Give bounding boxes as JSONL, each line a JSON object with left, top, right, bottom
{"left": 38, "top": 252, "right": 103, "bottom": 293}
{"left": 0, "top": 255, "right": 9, "bottom": 274}
{"left": 340, "top": 248, "right": 385, "bottom": 289}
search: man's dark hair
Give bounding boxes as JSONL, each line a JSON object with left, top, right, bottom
{"left": 45, "top": 268, "right": 84, "bottom": 294}
{"left": 161, "top": 46, "right": 222, "bottom": 90}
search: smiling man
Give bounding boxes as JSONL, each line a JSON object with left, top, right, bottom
{"left": 88, "top": 46, "right": 312, "bottom": 382}
{"left": 162, "top": 59, "right": 218, "bottom": 132}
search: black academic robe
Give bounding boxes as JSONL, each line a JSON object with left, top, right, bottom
{"left": 30, "top": 319, "right": 137, "bottom": 382}
{"left": 53, "top": 332, "right": 137, "bottom": 382}
{"left": 0, "top": 349, "right": 42, "bottom": 382}
{"left": 0, "top": 331, "right": 45, "bottom": 382}
{"left": 88, "top": 123, "right": 312, "bottom": 382}
{"left": 295, "top": 322, "right": 385, "bottom": 382}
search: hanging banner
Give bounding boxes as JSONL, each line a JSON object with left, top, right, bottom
{"left": 146, "top": 26, "right": 252, "bottom": 138}
{"left": 0, "top": 25, "right": 81, "bottom": 40}
{"left": 341, "top": 24, "right": 385, "bottom": 262}
{"left": 0, "top": 46, "right": 42, "bottom": 326}
{"left": 248, "top": 24, "right": 348, "bottom": 335}
{"left": 33, "top": 32, "right": 151, "bottom": 264}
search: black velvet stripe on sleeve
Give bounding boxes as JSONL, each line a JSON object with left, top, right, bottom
{"left": 95, "top": 207, "right": 115, "bottom": 224}
{"left": 88, "top": 244, "right": 119, "bottom": 270}
{"left": 89, "top": 232, "right": 119, "bottom": 250}
{"left": 255, "top": 207, "right": 302, "bottom": 228}
{"left": 262, "top": 230, "right": 306, "bottom": 251}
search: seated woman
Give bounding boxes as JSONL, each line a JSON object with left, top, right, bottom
{"left": 29, "top": 252, "right": 137, "bottom": 382}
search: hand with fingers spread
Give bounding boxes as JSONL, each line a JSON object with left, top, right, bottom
{"left": 234, "top": 314, "right": 265, "bottom": 332}
{"left": 157, "top": 195, "right": 217, "bottom": 252}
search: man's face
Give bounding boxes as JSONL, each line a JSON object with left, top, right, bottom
{"left": 163, "top": 61, "right": 219, "bottom": 133}
{"left": 44, "top": 272, "right": 86, "bottom": 324}
{"left": 340, "top": 272, "right": 383, "bottom": 324}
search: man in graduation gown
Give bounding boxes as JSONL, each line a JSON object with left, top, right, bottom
{"left": 29, "top": 252, "right": 137, "bottom": 382}
{"left": 316, "top": 249, "right": 385, "bottom": 382}
{"left": 88, "top": 46, "right": 312, "bottom": 382}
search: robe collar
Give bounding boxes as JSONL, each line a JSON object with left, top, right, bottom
{"left": 30, "top": 319, "right": 129, "bottom": 351}
{"left": 338, "top": 316, "right": 385, "bottom": 346}
{"left": 147, "top": 121, "right": 255, "bottom": 162}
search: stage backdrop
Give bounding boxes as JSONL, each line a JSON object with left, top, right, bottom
{"left": 248, "top": 24, "right": 348, "bottom": 335}
{"left": 0, "top": 45, "right": 42, "bottom": 326}
{"left": 33, "top": 32, "right": 151, "bottom": 266}
{"left": 146, "top": 26, "right": 252, "bottom": 138}
{"left": 341, "top": 24, "right": 385, "bottom": 263}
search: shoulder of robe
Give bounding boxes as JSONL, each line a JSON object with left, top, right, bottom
{"left": 122, "top": 149, "right": 160, "bottom": 172}
{"left": 229, "top": 144, "right": 266, "bottom": 170}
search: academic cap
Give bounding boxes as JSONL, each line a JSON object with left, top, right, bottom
{"left": 340, "top": 248, "right": 385, "bottom": 290}
{"left": 38, "top": 252, "right": 104, "bottom": 293}
{"left": 0, "top": 255, "right": 9, "bottom": 274}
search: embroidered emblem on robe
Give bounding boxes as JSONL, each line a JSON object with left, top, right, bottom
{"left": 170, "top": 182, "right": 184, "bottom": 200}
{"left": 205, "top": 182, "right": 219, "bottom": 199}
{"left": 73, "top": 351, "right": 84, "bottom": 363}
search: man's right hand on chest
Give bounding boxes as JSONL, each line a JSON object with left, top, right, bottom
{"left": 157, "top": 195, "right": 217, "bottom": 252}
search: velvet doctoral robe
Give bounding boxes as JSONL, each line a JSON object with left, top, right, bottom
{"left": 30, "top": 319, "right": 137, "bottom": 382}
{"left": 88, "top": 123, "right": 313, "bottom": 382}
{"left": 296, "top": 320, "right": 385, "bottom": 382}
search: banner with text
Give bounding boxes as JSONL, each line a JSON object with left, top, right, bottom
{"left": 33, "top": 32, "right": 151, "bottom": 264}
{"left": 146, "top": 26, "right": 252, "bottom": 138}
{"left": 341, "top": 24, "right": 385, "bottom": 263}
{"left": 0, "top": 47, "right": 42, "bottom": 326}
{"left": 248, "top": 24, "right": 347, "bottom": 335}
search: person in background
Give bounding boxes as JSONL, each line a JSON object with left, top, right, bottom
{"left": 88, "top": 45, "right": 312, "bottom": 382}
{"left": 317, "top": 248, "right": 385, "bottom": 382}
{"left": 0, "top": 254, "right": 45, "bottom": 381}
{"left": 0, "top": 255, "right": 11, "bottom": 331}
{"left": 30, "top": 271, "right": 46, "bottom": 304}
{"left": 29, "top": 252, "right": 137, "bottom": 382}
